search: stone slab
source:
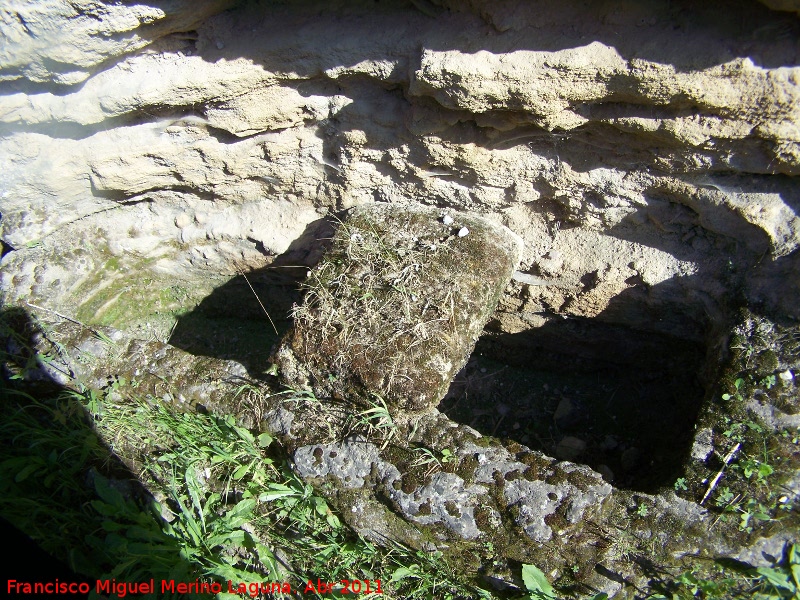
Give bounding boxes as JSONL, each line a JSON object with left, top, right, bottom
{"left": 273, "top": 202, "right": 522, "bottom": 412}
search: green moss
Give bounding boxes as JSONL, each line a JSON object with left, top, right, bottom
{"left": 69, "top": 246, "right": 217, "bottom": 336}
{"left": 681, "top": 310, "right": 800, "bottom": 550}
{"left": 444, "top": 500, "right": 461, "bottom": 518}
{"left": 492, "top": 470, "right": 505, "bottom": 488}
{"left": 473, "top": 504, "right": 492, "bottom": 530}
{"left": 401, "top": 473, "right": 419, "bottom": 494}
{"left": 503, "top": 440, "right": 523, "bottom": 454}
{"left": 518, "top": 452, "right": 551, "bottom": 481}
{"left": 544, "top": 468, "right": 570, "bottom": 487}
{"left": 454, "top": 454, "right": 479, "bottom": 485}
{"left": 488, "top": 479, "right": 506, "bottom": 510}
{"left": 104, "top": 257, "right": 121, "bottom": 271}
{"left": 754, "top": 349, "right": 779, "bottom": 374}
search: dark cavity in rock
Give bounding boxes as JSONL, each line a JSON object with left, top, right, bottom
{"left": 439, "top": 301, "right": 709, "bottom": 493}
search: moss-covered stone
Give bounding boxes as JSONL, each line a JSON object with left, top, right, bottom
{"left": 273, "top": 202, "right": 522, "bottom": 412}
{"left": 676, "top": 309, "right": 800, "bottom": 563}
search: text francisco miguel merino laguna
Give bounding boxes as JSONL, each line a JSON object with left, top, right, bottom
{"left": 7, "top": 577, "right": 383, "bottom": 597}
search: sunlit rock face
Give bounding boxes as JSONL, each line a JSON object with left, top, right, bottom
{"left": 1, "top": 1, "right": 798, "bottom": 595}
{"left": 2, "top": 0, "right": 798, "bottom": 329}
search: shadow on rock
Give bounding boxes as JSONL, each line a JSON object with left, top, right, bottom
{"left": 0, "top": 306, "right": 200, "bottom": 590}
{"left": 168, "top": 217, "right": 335, "bottom": 378}
{"left": 439, "top": 203, "right": 760, "bottom": 493}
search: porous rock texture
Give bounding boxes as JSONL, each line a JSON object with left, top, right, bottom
{"left": 1, "top": 0, "right": 799, "bottom": 596}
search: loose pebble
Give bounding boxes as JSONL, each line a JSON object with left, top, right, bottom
{"left": 458, "top": 227, "right": 470, "bottom": 237}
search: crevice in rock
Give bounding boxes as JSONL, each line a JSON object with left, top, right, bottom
{"left": 0, "top": 73, "right": 93, "bottom": 97}
{"left": 573, "top": 100, "right": 721, "bottom": 122}
{"left": 0, "top": 240, "right": 15, "bottom": 259}
{"left": 0, "top": 105, "right": 222, "bottom": 142}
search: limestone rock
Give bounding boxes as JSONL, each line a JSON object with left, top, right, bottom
{"left": 2, "top": 0, "right": 800, "bottom": 593}
{"left": 273, "top": 203, "right": 522, "bottom": 412}
{"left": 0, "top": 1, "right": 235, "bottom": 86}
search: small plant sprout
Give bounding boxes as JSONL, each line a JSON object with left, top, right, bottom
{"left": 410, "top": 447, "right": 456, "bottom": 477}
{"left": 737, "top": 498, "right": 773, "bottom": 532}
{"left": 736, "top": 456, "right": 774, "bottom": 484}
{"left": 760, "top": 374, "right": 777, "bottom": 389}
{"left": 521, "top": 563, "right": 557, "bottom": 600}
{"left": 520, "top": 564, "right": 609, "bottom": 600}
{"left": 411, "top": 447, "right": 441, "bottom": 477}
{"left": 722, "top": 377, "right": 745, "bottom": 401}
{"left": 356, "top": 394, "right": 397, "bottom": 449}
{"left": 674, "top": 477, "right": 688, "bottom": 491}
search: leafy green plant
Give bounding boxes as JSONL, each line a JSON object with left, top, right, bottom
{"left": 712, "top": 486, "right": 774, "bottom": 532}
{"left": 86, "top": 472, "right": 199, "bottom": 589}
{"left": 722, "top": 377, "right": 745, "bottom": 401}
{"left": 780, "top": 427, "right": 799, "bottom": 444}
{"left": 412, "top": 446, "right": 442, "bottom": 476}
{"left": 1, "top": 373, "right": 492, "bottom": 600}
{"left": 759, "top": 374, "right": 777, "bottom": 389}
{"left": 355, "top": 394, "right": 397, "bottom": 449}
{"left": 753, "top": 544, "right": 799, "bottom": 599}
{"left": 650, "top": 570, "right": 740, "bottom": 599}
{"left": 735, "top": 456, "right": 774, "bottom": 484}
{"left": 387, "top": 544, "right": 492, "bottom": 600}
{"left": 521, "top": 564, "right": 557, "bottom": 600}
{"left": 0, "top": 390, "right": 115, "bottom": 573}
{"left": 651, "top": 544, "right": 799, "bottom": 599}
{"left": 520, "top": 564, "right": 608, "bottom": 600}
{"left": 411, "top": 446, "right": 456, "bottom": 477}
{"left": 722, "top": 417, "right": 763, "bottom": 444}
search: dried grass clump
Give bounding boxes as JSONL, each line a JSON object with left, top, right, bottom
{"left": 282, "top": 203, "right": 521, "bottom": 412}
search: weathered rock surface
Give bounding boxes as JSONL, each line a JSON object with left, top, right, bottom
{"left": 2, "top": 0, "right": 799, "bottom": 596}
{"left": 0, "top": 1, "right": 236, "bottom": 87}
{"left": 273, "top": 202, "right": 522, "bottom": 412}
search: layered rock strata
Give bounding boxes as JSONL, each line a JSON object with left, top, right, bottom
{"left": 1, "top": 0, "right": 798, "bottom": 595}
